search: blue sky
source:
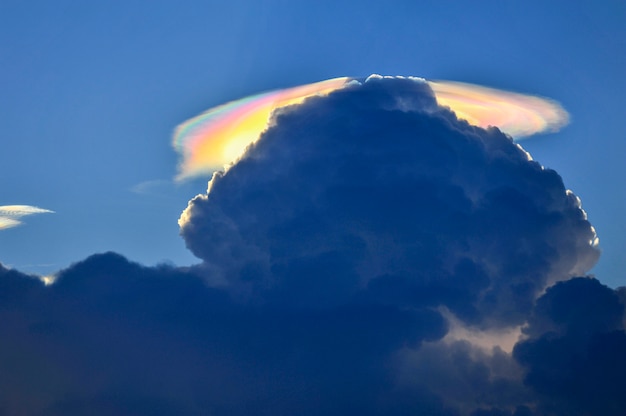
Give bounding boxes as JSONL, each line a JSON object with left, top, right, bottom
{"left": 1, "top": 0, "right": 625, "bottom": 288}
{"left": 2, "top": 2, "right": 626, "bottom": 414}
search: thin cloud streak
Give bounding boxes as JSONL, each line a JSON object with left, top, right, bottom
{"left": 0, "top": 205, "right": 54, "bottom": 230}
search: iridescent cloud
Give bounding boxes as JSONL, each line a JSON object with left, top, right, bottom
{"left": 428, "top": 79, "right": 569, "bottom": 138}
{"left": 173, "top": 77, "right": 352, "bottom": 180}
{"left": 173, "top": 76, "right": 569, "bottom": 180}
{"left": 0, "top": 205, "right": 54, "bottom": 230}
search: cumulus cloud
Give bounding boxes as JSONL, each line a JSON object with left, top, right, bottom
{"left": 180, "top": 76, "right": 597, "bottom": 326}
{"left": 513, "top": 278, "right": 626, "bottom": 415}
{"left": 0, "top": 205, "right": 54, "bottom": 230}
{"left": 0, "top": 253, "right": 446, "bottom": 415}
{"left": 0, "top": 77, "right": 622, "bottom": 415}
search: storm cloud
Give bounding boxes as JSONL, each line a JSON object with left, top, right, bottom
{"left": 1, "top": 77, "right": 623, "bottom": 415}
{"left": 180, "top": 76, "right": 597, "bottom": 326}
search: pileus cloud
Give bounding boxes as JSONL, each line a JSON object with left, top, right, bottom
{"left": 172, "top": 75, "right": 569, "bottom": 180}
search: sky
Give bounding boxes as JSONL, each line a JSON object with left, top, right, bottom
{"left": 0, "top": 0, "right": 624, "bottom": 287}
{"left": 1, "top": 1, "right": 626, "bottom": 415}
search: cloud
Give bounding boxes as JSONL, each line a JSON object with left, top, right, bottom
{"left": 513, "top": 278, "right": 626, "bottom": 415}
{"left": 172, "top": 77, "right": 352, "bottom": 180}
{"left": 0, "top": 253, "right": 446, "bottom": 415}
{"left": 428, "top": 79, "right": 570, "bottom": 138}
{"left": 172, "top": 75, "right": 570, "bottom": 180}
{"left": 0, "top": 216, "right": 21, "bottom": 230}
{"left": 130, "top": 179, "right": 173, "bottom": 195}
{"left": 0, "top": 205, "right": 54, "bottom": 230}
{"left": 0, "top": 77, "right": 622, "bottom": 415}
{"left": 180, "top": 76, "right": 597, "bottom": 326}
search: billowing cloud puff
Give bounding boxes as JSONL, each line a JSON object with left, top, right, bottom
{"left": 0, "top": 76, "right": 623, "bottom": 415}
{"left": 0, "top": 253, "right": 446, "bottom": 415}
{"left": 513, "top": 278, "right": 626, "bottom": 415}
{"left": 0, "top": 205, "right": 54, "bottom": 230}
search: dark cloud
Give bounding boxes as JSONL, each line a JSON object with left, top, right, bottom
{"left": 393, "top": 340, "right": 532, "bottom": 415}
{"left": 181, "top": 76, "right": 598, "bottom": 327}
{"left": 2, "top": 77, "right": 622, "bottom": 415}
{"left": 513, "top": 277, "right": 626, "bottom": 416}
{"left": 0, "top": 253, "right": 445, "bottom": 415}
{"left": 0, "top": 262, "right": 43, "bottom": 305}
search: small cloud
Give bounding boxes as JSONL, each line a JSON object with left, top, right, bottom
{"left": 0, "top": 217, "right": 21, "bottom": 230}
{"left": 41, "top": 273, "right": 57, "bottom": 286}
{"left": 0, "top": 205, "right": 54, "bottom": 230}
{"left": 130, "top": 179, "right": 173, "bottom": 196}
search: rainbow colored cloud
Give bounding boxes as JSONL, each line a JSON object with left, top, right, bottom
{"left": 173, "top": 75, "right": 569, "bottom": 180}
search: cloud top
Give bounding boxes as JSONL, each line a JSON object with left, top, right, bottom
{"left": 179, "top": 76, "right": 597, "bottom": 325}
{"left": 173, "top": 75, "right": 570, "bottom": 180}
